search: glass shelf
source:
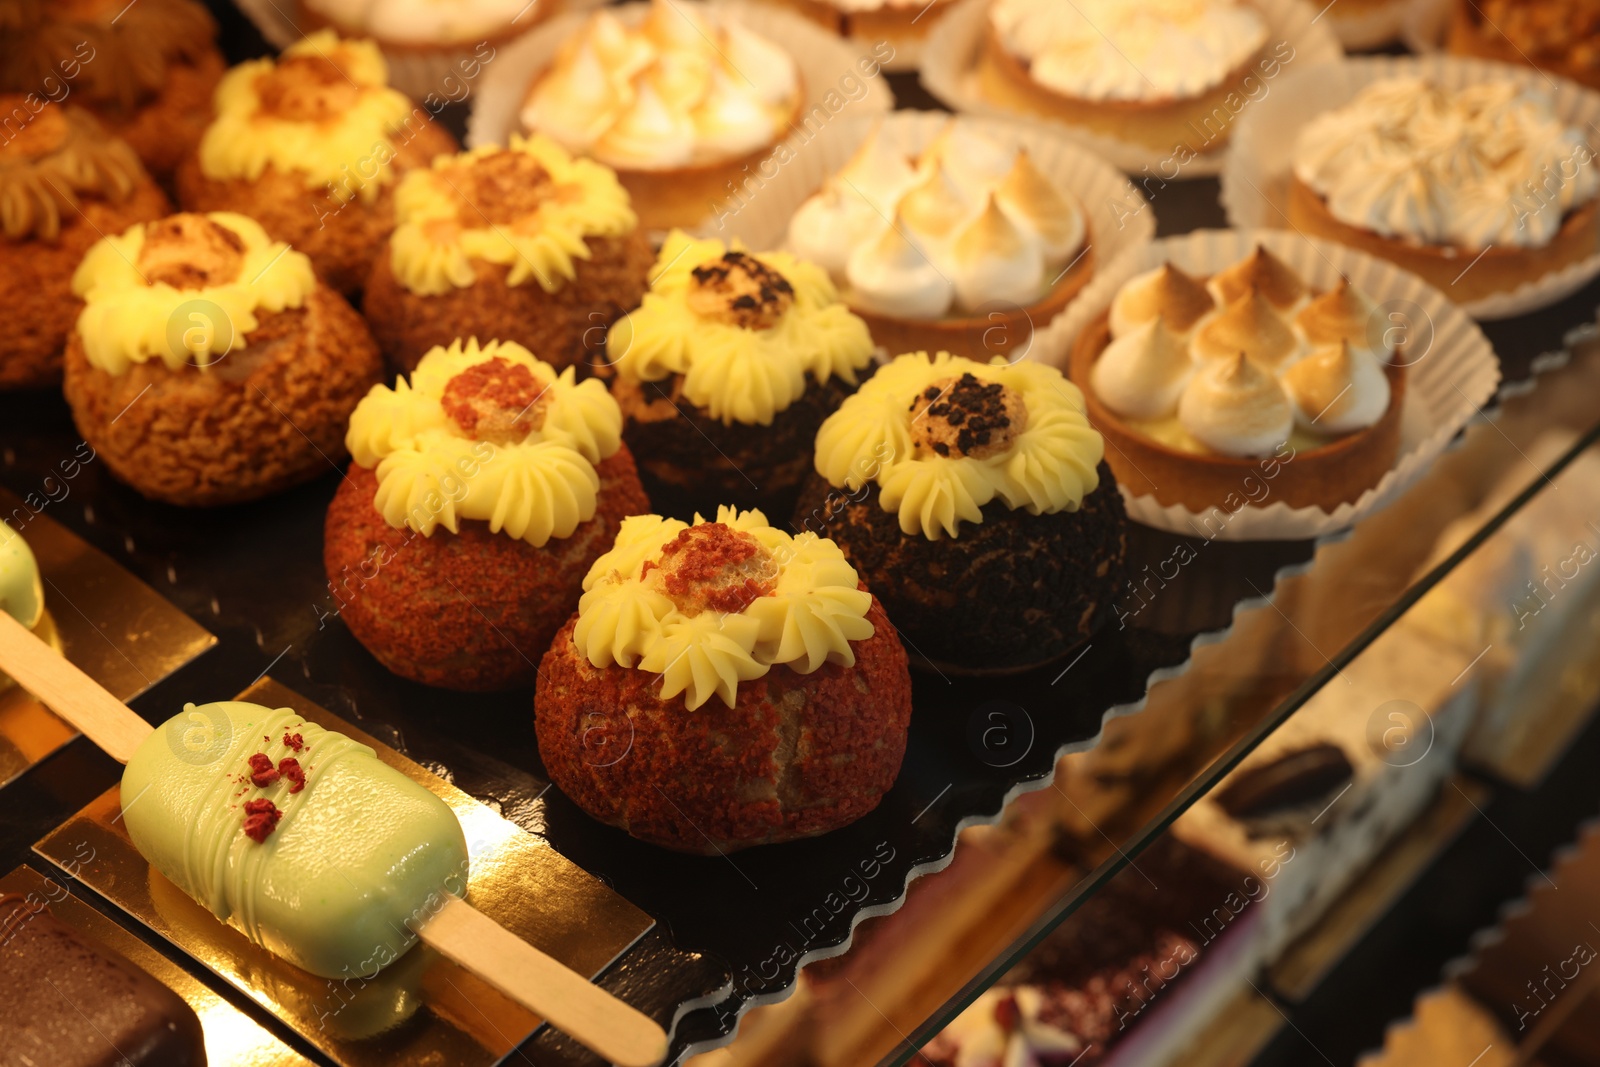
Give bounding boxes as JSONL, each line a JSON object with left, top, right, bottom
{"left": 863, "top": 325, "right": 1600, "bottom": 1067}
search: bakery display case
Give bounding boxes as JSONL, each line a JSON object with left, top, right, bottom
{"left": 4, "top": 0, "right": 1600, "bottom": 1064}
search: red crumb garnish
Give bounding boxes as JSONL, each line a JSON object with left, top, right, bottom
{"left": 439, "top": 357, "right": 547, "bottom": 441}
{"left": 242, "top": 798, "right": 281, "bottom": 843}
{"left": 653, "top": 524, "right": 776, "bottom": 614}
{"left": 993, "top": 992, "right": 1021, "bottom": 1032}
{"left": 282, "top": 732, "right": 305, "bottom": 752}
{"left": 278, "top": 758, "right": 305, "bottom": 793}
{"left": 247, "top": 752, "right": 281, "bottom": 787}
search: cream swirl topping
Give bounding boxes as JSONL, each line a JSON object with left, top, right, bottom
{"left": 1093, "top": 248, "right": 1396, "bottom": 457}
{"left": 814, "top": 352, "right": 1103, "bottom": 539}
{"left": 346, "top": 337, "right": 624, "bottom": 546}
{"left": 1294, "top": 78, "right": 1600, "bottom": 251}
{"left": 72, "top": 212, "right": 316, "bottom": 375}
{"left": 199, "top": 31, "right": 418, "bottom": 204}
{"left": 387, "top": 134, "right": 637, "bottom": 296}
{"left": 574, "top": 507, "right": 874, "bottom": 711}
{"left": 606, "top": 232, "right": 875, "bottom": 426}
{"left": 788, "top": 121, "right": 1087, "bottom": 320}
{"left": 989, "top": 0, "right": 1268, "bottom": 103}
{"left": 519, "top": 0, "right": 800, "bottom": 170}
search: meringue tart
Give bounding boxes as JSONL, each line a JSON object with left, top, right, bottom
{"left": 295, "top": 0, "right": 561, "bottom": 54}
{"left": 974, "top": 0, "right": 1278, "bottom": 155}
{"left": 519, "top": 0, "right": 805, "bottom": 231}
{"left": 787, "top": 121, "right": 1093, "bottom": 360}
{"left": 1447, "top": 0, "right": 1600, "bottom": 92}
{"left": 1068, "top": 247, "right": 1407, "bottom": 513}
{"left": 1286, "top": 78, "right": 1600, "bottom": 305}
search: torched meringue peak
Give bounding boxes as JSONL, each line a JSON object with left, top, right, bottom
{"left": 899, "top": 161, "right": 969, "bottom": 240}
{"left": 845, "top": 207, "right": 954, "bottom": 320}
{"left": 835, "top": 124, "right": 918, "bottom": 214}
{"left": 1109, "top": 262, "right": 1216, "bottom": 339}
{"left": 1295, "top": 277, "right": 1392, "bottom": 359}
{"left": 1091, "top": 316, "right": 1193, "bottom": 421}
{"left": 1281, "top": 341, "right": 1391, "bottom": 435}
{"left": 788, "top": 182, "right": 880, "bottom": 278}
{"left": 918, "top": 120, "right": 1019, "bottom": 203}
{"left": 1192, "top": 288, "right": 1301, "bottom": 370}
{"left": 951, "top": 194, "right": 1044, "bottom": 313}
{"left": 996, "top": 149, "right": 1084, "bottom": 266}
{"left": 1207, "top": 244, "right": 1307, "bottom": 312}
{"left": 1178, "top": 353, "right": 1294, "bottom": 458}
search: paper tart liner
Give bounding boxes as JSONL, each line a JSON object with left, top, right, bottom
{"left": 697, "top": 108, "right": 1154, "bottom": 348}
{"left": 230, "top": 0, "right": 606, "bottom": 102}
{"left": 1222, "top": 55, "right": 1600, "bottom": 320}
{"left": 917, "top": 0, "right": 1342, "bottom": 178}
{"left": 466, "top": 0, "right": 894, "bottom": 233}
{"left": 1033, "top": 228, "right": 1501, "bottom": 542}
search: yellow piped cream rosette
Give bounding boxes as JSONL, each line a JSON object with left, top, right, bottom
{"left": 814, "top": 352, "right": 1104, "bottom": 540}
{"left": 71, "top": 212, "right": 316, "bottom": 375}
{"left": 199, "top": 30, "right": 416, "bottom": 205}
{"left": 387, "top": 135, "right": 637, "bottom": 297}
{"left": 606, "top": 232, "right": 876, "bottom": 427}
{"left": 346, "top": 337, "right": 624, "bottom": 547}
{"left": 573, "top": 507, "right": 875, "bottom": 711}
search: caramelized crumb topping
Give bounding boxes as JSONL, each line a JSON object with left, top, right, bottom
{"left": 254, "top": 54, "right": 365, "bottom": 122}
{"left": 136, "top": 214, "right": 247, "bottom": 288}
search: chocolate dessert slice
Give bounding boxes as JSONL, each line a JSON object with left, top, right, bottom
{"left": 0, "top": 892, "right": 207, "bottom": 1066}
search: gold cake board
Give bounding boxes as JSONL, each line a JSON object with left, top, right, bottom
{"left": 0, "top": 485, "right": 216, "bottom": 787}
{"left": 34, "top": 676, "right": 656, "bottom": 1067}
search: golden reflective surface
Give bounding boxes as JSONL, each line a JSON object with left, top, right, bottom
{"left": 0, "top": 864, "right": 307, "bottom": 1067}
{"left": 0, "top": 487, "right": 217, "bottom": 786}
{"left": 34, "top": 677, "right": 654, "bottom": 1067}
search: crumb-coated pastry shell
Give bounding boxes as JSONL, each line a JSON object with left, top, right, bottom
{"left": 611, "top": 371, "right": 856, "bottom": 521}
{"left": 174, "top": 32, "right": 458, "bottom": 296}
{"left": 1447, "top": 0, "right": 1600, "bottom": 92}
{"left": 0, "top": 0, "right": 224, "bottom": 182}
{"left": 0, "top": 102, "right": 169, "bottom": 389}
{"left": 1070, "top": 309, "right": 1406, "bottom": 510}
{"left": 65, "top": 285, "right": 382, "bottom": 505}
{"left": 795, "top": 469, "right": 1127, "bottom": 673}
{"left": 537, "top": 597, "right": 910, "bottom": 853}
{"left": 362, "top": 136, "right": 653, "bottom": 373}
{"left": 325, "top": 455, "right": 648, "bottom": 691}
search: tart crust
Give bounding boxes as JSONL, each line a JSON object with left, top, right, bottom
{"left": 293, "top": 0, "right": 564, "bottom": 54}
{"left": 1446, "top": 0, "right": 1600, "bottom": 92}
{"left": 848, "top": 243, "right": 1092, "bottom": 361}
{"left": 1286, "top": 175, "right": 1600, "bottom": 305}
{"left": 766, "top": 0, "right": 959, "bottom": 43}
{"left": 974, "top": 20, "right": 1265, "bottom": 154}
{"left": 1068, "top": 308, "right": 1406, "bottom": 512}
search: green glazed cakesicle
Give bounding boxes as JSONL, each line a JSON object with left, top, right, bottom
{"left": 0, "top": 523, "right": 43, "bottom": 630}
{"left": 120, "top": 701, "right": 470, "bottom": 979}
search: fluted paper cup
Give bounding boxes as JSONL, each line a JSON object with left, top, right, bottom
{"left": 1033, "top": 228, "right": 1501, "bottom": 541}
{"left": 1223, "top": 55, "right": 1600, "bottom": 319}
{"left": 738, "top": 0, "right": 962, "bottom": 72}
{"left": 700, "top": 108, "right": 1155, "bottom": 349}
{"left": 1400, "top": 0, "right": 1453, "bottom": 52}
{"left": 917, "top": 0, "right": 1342, "bottom": 178}
{"left": 1322, "top": 0, "right": 1419, "bottom": 50}
{"left": 464, "top": 0, "right": 894, "bottom": 232}
{"left": 230, "top": 0, "right": 605, "bottom": 102}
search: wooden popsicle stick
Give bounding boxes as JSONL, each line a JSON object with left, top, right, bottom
{"left": 0, "top": 610, "right": 151, "bottom": 763}
{"left": 420, "top": 895, "right": 668, "bottom": 1067}
{"left": 0, "top": 609, "right": 669, "bottom": 1065}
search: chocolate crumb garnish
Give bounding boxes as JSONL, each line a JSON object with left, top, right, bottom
{"left": 685, "top": 251, "right": 796, "bottom": 331}
{"left": 1216, "top": 743, "right": 1354, "bottom": 822}
{"left": 908, "top": 373, "right": 1030, "bottom": 460}
{"left": 242, "top": 798, "right": 282, "bottom": 843}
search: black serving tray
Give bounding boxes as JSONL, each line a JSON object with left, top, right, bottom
{"left": 1, "top": 11, "right": 1597, "bottom": 1065}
